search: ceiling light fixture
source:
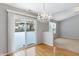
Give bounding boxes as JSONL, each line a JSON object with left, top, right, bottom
{"left": 37, "top": 4, "right": 52, "bottom": 22}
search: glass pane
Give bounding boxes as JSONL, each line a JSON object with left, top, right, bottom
{"left": 49, "top": 22, "right": 56, "bottom": 34}
{"left": 14, "top": 17, "right": 26, "bottom": 50}
{"left": 15, "top": 22, "right": 25, "bottom": 32}
{"left": 26, "top": 21, "right": 35, "bottom": 31}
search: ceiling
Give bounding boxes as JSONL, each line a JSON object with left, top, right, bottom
{"left": 6, "top": 3, "right": 79, "bottom": 21}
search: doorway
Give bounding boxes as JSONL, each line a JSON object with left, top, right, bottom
{"left": 8, "top": 12, "right": 37, "bottom": 52}
{"left": 14, "top": 15, "right": 37, "bottom": 50}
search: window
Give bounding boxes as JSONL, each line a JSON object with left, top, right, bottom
{"left": 49, "top": 22, "right": 56, "bottom": 34}
{"left": 15, "top": 19, "right": 35, "bottom": 32}
{"left": 15, "top": 22, "right": 25, "bottom": 32}
{"left": 26, "top": 21, "right": 35, "bottom": 31}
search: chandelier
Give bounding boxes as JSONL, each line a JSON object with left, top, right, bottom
{"left": 37, "top": 4, "right": 52, "bottom": 22}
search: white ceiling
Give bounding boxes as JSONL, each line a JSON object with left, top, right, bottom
{"left": 6, "top": 3, "right": 79, "bottom": 21}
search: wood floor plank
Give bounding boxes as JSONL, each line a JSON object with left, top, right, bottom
{"left": 5, "top": 43, "right": 79, "bottom": 56}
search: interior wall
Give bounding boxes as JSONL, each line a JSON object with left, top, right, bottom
{"left": 37, "top": 21, "right": 49, "bottom": 32}
{"left": 36, "top": 21, "right": 49, "bottom": 44}
{"left": 43, "top": 32, "right": 53, "bottom": 46}
{"left": 59, "top": 14, "right": 79, "bottom": 39}
{"left": 36, "top": 21, "right": 53, "bottom": 46}
{"left": 36, "top": 21, "right": 49, "bottom": 45}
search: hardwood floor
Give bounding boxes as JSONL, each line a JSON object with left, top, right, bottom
{"left": 6, "top": 44, "right": 79, "bottom": 56}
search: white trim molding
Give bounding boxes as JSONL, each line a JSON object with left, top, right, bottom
{"left": 7, "top": 9, "right": 37, "bottom": 19}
